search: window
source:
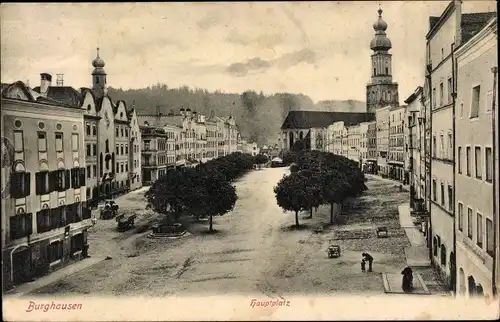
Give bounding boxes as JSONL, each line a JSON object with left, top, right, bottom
{"left": 10, "top": 172, "right": 31, "bottom": 199}
{"left": 125, "top": 144, "right": 128, "bottom": 154}
{"left": 486, "top": 218, "right": 494, "bottom": 256}
{"left": 93, "top": 165, "right": 97, "bottom": 178}
{"left": 432, "top": 136, "right": 437, "bottom": 157}
{"left": 86, "top": 144, "right": 91, "bottom": 157}
{"left": 116, "top": 127, "right": 119, "bottom": 137}
{"left": 72, "top": 133, "right": 79, "bottom": 152}
{"left": 92, "top": 123, "right": 97, "bottom": 136}
{"left": 467, "top": 207, "right": 473, "bottom": 239}
{"left": 35, "top": 171, "right": 51, "bottom": 195}
{"left": 121, "top": 128, "right": 124, "bottom": 137}
{"left": 432, "top": 88, "right": 436, "bottom": 108}
{"left": 439, "top": 82, "right": 444, "bottom": 106}
{"left": 448, "top": 185, "right": 453, "bottom": 212}
{"left": 71, "top": 234, "right": 84, "bottom": 254}
{"left": 86, "top": 123, "right": 91, "bottom": 135}
{"left": 440, "top": 135, "right": 444, "bottom": 158}
{"left": 48, "top": 241, "right": 63, "bottom": 263}
{"left": 458, "top": 203, "right": 463, "bottom": 231}
{"left": 485, "top": 147, "right": 493, "bottom": 182}
{"left": 87, "top": 165, "right": 91, "bottom": 179}
{"left": 470, "top": 85, "right": 480, "bottom": 118}
{"left": 447, "top": 78, "right": 453, "bottom": 104}
{"left": 432, "top": 179, "right": 437, "bottom": 201}
{"left": 38, "top": 132, "right": 47, "bottom": 152}
{"left": 440, "top": 245, "right": 446, "bottom": 266}
{"left": 105, "top": 139, "right": 109, "bottom": 153}
{"left": 14, "top": 131, "right": 24, "bottom": 152}
{"left": 9, "top": 213, "right": 33, "bottom": 240}
{"left": 120, "top": 163, "right": 124, "bottom": 173}
{"left": 52, "top": 170, "right": 70, "bottom": 192}
{"left": 476, "top": 213, "right": 483, "bottom": 248}
{"left": 120, "top": 145, "right": 124, "bottom": 155}
{"left": 55, "top": 133, "right": 63, "bottom": 152}
{"left": 475, "top": 147, "right": 482, "bottom": 179}
{"left": 92, "top": 143, "right": 97, "bottom": 156}
{"left": 466, "top": 147, "right": 471, "bottom": 176}
{"left": 125, "top": 128, "right": 128, "bottom": 137}
{"left": 385, "top": 67, "right": 389, "bottom": 74}
{"left": 458, "top": 147, "right": 462, "bottom": 173}
{"left": 116, "top": 144, "right": 119, "bottom": 155}
{"left": 440, "top": 183, "right": 445, "bottom": 206}
{"left": 125, "top": 163, "right": 128, "bottom": 172}
{"left": 116, "top": 162, "right": 120, "bottom": 173}
{"left": 36, "top": 209, "right": 51, "bottom": 234}
{"left": 448, "top": 133, "right": 452, "bottom": 159}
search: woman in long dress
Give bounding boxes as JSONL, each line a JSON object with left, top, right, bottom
{"left": 401, "top": 267, "right": 413, "bottom": 292}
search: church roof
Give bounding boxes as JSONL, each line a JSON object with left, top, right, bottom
{"left": 281, "top": 111, "right": 375, "bottom": 130}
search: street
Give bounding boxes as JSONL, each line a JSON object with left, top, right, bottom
{"left": 33, "top": 167, "right": 445, "bottom": 297}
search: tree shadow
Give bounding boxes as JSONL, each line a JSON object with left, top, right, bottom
{"left": 280, "top": 223, "right": 310, "bottom": 232}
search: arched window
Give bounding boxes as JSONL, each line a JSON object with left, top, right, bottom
{"left": 440, "top": 245, "right": 446, "bottom": 265}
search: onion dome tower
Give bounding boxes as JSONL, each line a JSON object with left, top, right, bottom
{"left": 366, "top": 7, "right": 399, "bottom": 113}
{"left": 92, "top": 47, "right": 108, "bottom": 98}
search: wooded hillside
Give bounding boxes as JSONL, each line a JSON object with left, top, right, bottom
{"left": 108, "top": 84, "right": 366, "bottom": 145}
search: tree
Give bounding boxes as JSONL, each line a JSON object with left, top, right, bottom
{"left": 254, "top": 154, "right": 268, "bottom": 169}
{"left": 274, "top": 172, "right": 317, "bottom": 228}
{"left": 320, "top": 170, "right": 351, "bottom": 224}
{"left": 203, "top": 173, "right": 238, "bottom": 232}
{"left": 145, "top": 169, "right": 189, "bottom": 223}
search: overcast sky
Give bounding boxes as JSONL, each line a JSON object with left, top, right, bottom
{"left": 0, "top": 1, "right": 496, "bottom": 103}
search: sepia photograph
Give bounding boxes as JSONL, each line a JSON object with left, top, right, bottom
{"left": 1, "top": 1, "right": 499, "bottom": 320}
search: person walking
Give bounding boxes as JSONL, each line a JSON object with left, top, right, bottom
{"left": 362, "top": 252, "right": 374, "bottom": 272}
{"left": 401, "top": 267, "right": 413, "bottom": 293}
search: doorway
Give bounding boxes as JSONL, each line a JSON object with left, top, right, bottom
{"left": 12, "top": 246, "right": 31, "bottom": 285}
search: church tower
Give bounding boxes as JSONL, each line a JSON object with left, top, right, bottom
{"left": 92, "top": 47, "right": 108, "bottom": 98}
{"left": 366, "top": 8, "right": 399, "bottom": 113}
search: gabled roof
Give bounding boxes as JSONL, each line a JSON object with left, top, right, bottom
{"left": 461, "top": 12, "right": 497, "bottom": 44}
{"left": 3, "top": 81, "right": 77, "bottom": 108}
{"left": 32, "top": 86, "right": 82, "bottom": 107}
{"left": 280, "top": 111, "right": 375, "bottom": 130}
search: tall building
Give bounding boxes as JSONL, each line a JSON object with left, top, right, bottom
{"left": 388, "top": 105, "right": 407, "bottom": 182}
{"left": 1, "top": 82, "right": 92, "bottom": 291}
{"left": 376, "top": 106, "right": 390, "bottom": 176}
{"left": 454, "top": 16, "right": 497, "bottom": 298}
{"left": 365, "top": 121, "right": 378, "bottom": 174}
{"left": 424, "top": 0, "right": 496, "bottom": 291}
{"left": 366, "top": 8, "right": 399, "bottom": 114}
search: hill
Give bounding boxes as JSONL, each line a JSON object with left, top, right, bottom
{"left": 107, "top": 84, "right": 366, "bottom": 145}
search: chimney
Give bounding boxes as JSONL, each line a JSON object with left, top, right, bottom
{"left": 40, "top": 73, "right": 52, "bottom": 97}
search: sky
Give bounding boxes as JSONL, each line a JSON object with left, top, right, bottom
{"left": 0, "top": 1, "right": 496, "bottom": 103}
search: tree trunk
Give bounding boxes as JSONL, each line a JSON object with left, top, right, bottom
{"left": 209, "top": 214, "right": 213, "bottom": 232}
{"left": 330, "top": 203, "right": 334, "bottom": 224}
{"left": 308, "top": 207, "right": 313, "bottom": 219}
{"left": 295, "top": 210, "right": 300, "bottom": 228}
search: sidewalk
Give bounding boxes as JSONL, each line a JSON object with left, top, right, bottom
{"left": 4, "top": 256, "right": 105, "bottom": 298}
{"left": 398, "top": 203, "right": 430, "bottom": 267}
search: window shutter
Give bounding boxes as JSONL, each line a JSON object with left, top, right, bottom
{"left": 24, "top": 172, "right": 31, "bottom": 197}
{"left": 36, "top": 172, "right": 43, "bottom": 195}
{"left": 80, "top": 167, "right": 86, "bottom": 187}
{"left": 10, "top": 172, "right": 20, "bottom": 198}
{"left": 49, "top": 171, "right": 56, "bottom": 192}
{"left": 9, "top": 216, "right": 18, "bottom": 240}
{"left": 26, "top": 213, "right": 33, "bottom": 236}
{"left": 64, "top": 170, "right": 71, "bottom": 190}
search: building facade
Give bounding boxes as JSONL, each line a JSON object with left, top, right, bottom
{"left": 455, "top": 17, "right": 497, "bottom": 298}
{"left": 1, "top": 82, "right": 91, "bottom": 291}
{"left": 388, "top": 105, "right": 406, "bottom": 182}
{"left": 140, "top": 126, "right": 169, "bottom": 185}
{"left": 376, "top": 105, "right": 390, "bottom": 176}
{"left": 365, "top": 121, "right": 378, "bottom": 173}
{"left": 347, "top": 124, "right": 361, "bottom": 163}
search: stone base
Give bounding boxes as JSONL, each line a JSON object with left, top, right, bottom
{"left": 382, "top": 272, "right": 431, "bottom": 295}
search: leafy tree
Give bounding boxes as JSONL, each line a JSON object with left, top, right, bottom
{"left": 274, "top": 172, "right": 317, "bottom": 228}
{"left": 320, "top": 170, "right": 352, "bottom": 224}
{"left": 203, "top": 173, "right": 237, "bottom": 232}
{"left": 254, "top": 154, "right": 268, "bottom": 168}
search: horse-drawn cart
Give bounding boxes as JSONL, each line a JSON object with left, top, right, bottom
{"left": 116, "top": 213, "right": 137, "bottom": 232}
